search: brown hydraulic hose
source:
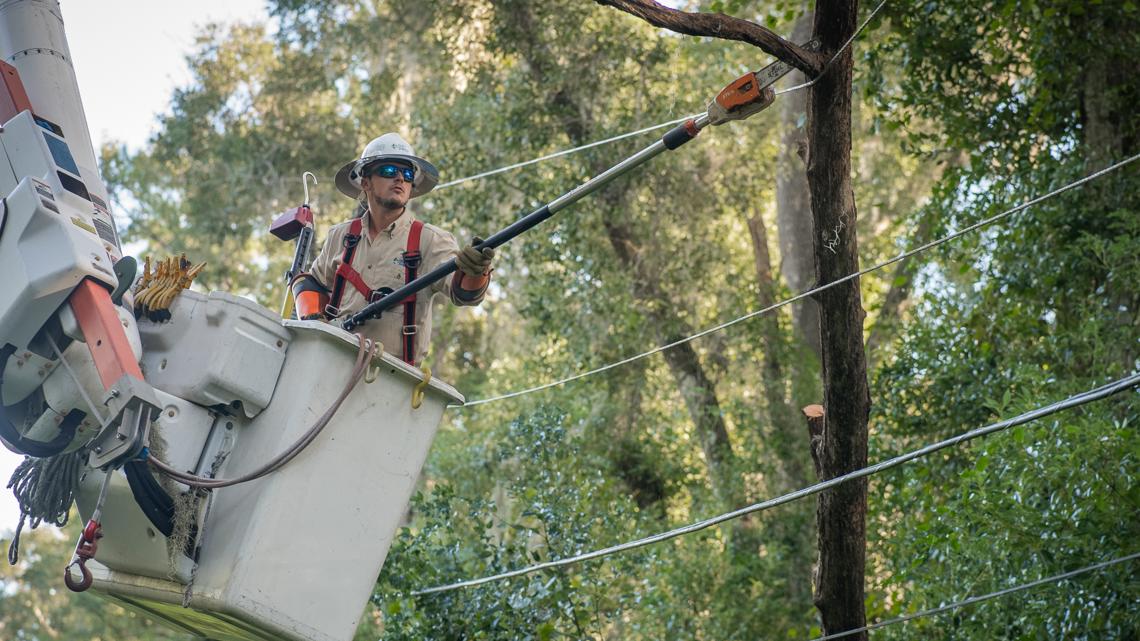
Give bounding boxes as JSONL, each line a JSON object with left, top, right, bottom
{"left": 148, "top": 336, "right": 380, "bottom": 489}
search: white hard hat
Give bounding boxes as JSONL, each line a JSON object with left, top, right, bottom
{"left": 334, "top": 132, "right": 440, "bottom": 199}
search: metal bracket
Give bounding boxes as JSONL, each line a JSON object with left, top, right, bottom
{"left": 87, "top": 374, "right": 157, "bottom": 469}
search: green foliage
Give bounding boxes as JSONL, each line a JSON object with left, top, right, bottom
{"left": 102, "top": 20, "right": 359, "bottom": 301}
{"left": 373, "top": 406, "right": 826, "bottom": 640}
{"left": 866, "top": 1, "right": 1140, "bottom": 637}
{"left": 373, "top": 407, "right": 648, "bottom": 639}
{"left": 871, "top": 391, "right": 1140, "bottom": 639}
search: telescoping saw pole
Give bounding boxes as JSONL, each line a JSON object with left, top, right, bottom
{"left": 342, "top": 50, "right": 814, "bottom": 332}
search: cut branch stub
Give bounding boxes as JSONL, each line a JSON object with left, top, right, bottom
{"left": 802, "top": 404, "right": 825, "bottom": 480}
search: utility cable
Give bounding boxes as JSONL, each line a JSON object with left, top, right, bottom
{"left": 433, "top": 0, "right": 886, "bottom": 191}
{"left": 435, "top": 116, "right": 698, "bottom": 190}
{"left": 413, "top": 372, "right": 1140, "bottom": 595}
{"left": 459, "top": 152, "right": 1140, "bottom": 407}
{"left": 812, "top": 551, "right": 1140, "bottom": 640}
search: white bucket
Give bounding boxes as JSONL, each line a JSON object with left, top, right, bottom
{"left": 82, "top": 317, "right": 462, "bottom": 641}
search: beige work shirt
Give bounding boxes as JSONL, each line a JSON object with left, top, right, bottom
{"left": 309, "top": 209, "right": 481, "bottom": 364}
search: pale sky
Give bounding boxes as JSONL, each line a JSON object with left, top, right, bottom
{"left": 0, "top": 0, "right": 270, "bottom": 536}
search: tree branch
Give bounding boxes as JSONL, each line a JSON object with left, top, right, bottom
{"left": 594, "top": 0, "right": 824, "bottom": 76}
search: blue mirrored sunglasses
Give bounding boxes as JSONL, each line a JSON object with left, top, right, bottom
{"left": 367, "top": 163, "right": 416, "bottom": 182}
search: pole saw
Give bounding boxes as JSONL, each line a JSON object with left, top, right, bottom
{"left": 343, "top": 46, "right": 817, "bottom": 332}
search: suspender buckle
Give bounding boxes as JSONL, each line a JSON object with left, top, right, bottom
{"left": 342, "top": 233, "right": 360, "bottom": 249}
{"left": 401, "top": 325, "right": 417, "bottom": 336}
{"left": 401, "top": 250, "right": 421, "bottom": 270}
{"left": 323, "top": 304, "right": 341, "bottom": 318}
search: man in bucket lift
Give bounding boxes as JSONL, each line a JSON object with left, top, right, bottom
{"left": 291, "top": 133, "right": 494, "bottom": 365}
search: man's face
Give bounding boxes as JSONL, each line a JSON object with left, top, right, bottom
{"left": 361, "top": 160, "right": 414, "bottom": 210}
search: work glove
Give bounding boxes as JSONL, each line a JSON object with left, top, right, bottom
{"left": 456, "top": 237, "right": 495, "bottom": 277}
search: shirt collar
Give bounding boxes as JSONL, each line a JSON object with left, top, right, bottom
{"left": 370, "top": 207, "right": 415, "bottom": 241}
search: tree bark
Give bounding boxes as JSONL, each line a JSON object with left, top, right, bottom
{"left": 762, "top": 9, "right": 821, "bottom": 609}
{"left": 747, "top": 211, "right": 814, "bottom": 606}
{"left": 1075, "top": 6, "right": 1139, "bottom": 365}
{"left": 805, "top": 2, "right": 870, "bottom": 638}
{"left": 1079, "top": 10, "right": 1124, "bottom": 168}
{"left": 605, "top": 358, "right": 670, "bottom": 509}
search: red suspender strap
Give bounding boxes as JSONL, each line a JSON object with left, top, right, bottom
{"left": 401, "top": 220, "right": 424, "bottom": 364}
{"left": 326, "top": 218, "right": 365, "bottom": 317}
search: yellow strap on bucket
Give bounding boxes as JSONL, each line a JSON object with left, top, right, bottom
{"left": 411, "top": 364, "right": 431, "bottom": 409}
{"left": 280, "top": 289, "right": 296, "bottom": 319}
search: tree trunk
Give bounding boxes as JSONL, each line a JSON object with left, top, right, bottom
{"left": 591, "top": 2, "right": 871, "bottom": 632}
{"left": 1076, "top": 6, "right": 1138, "bottom": 366}
{"left": 1079, "top": 10, "right": 1124, "bottom": 169}
{"left": 805, "top": 2, "right": 870, "bottom": 638}
{"left": 605, "top": 358, "right": 670, "bottom": 509}
{"left": 747, "top": 215, "right": 811, "bottom": 487}
{"left": 763, "top": 9, "right": 823, "bottom": 608}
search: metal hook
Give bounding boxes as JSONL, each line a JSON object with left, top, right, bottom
{"left": 64, "top": 558, "right": 93, "bottom": 592}
{"left": 64, "top": 468, "right": 112, "bottom": 592}
{"left": 302, "top": 171, "right": 318, "bottom": 206}
{"left": 64, "top": 519, "right": 102, "bottom": 592}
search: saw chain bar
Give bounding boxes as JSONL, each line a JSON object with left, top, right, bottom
{"left": 706, "top": 39, "right": 821, "bottom": 126}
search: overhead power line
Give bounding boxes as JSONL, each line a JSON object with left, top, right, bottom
{"left": 413, "top": 373, "right": 1140, "bottom": 595}
{"left": 458, "top": 152, "right": 1140, "bottom": 407}
{"left": 433, "top": 0, "right": 887, "bottom": 192}
{"left": 434, "top": 116, "right": 697, "bottom": 190}
{"left": 812, "top": 551, "right": 1140, "bottom": 641}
